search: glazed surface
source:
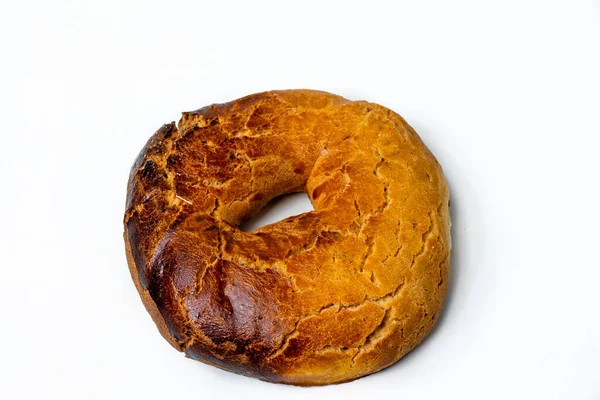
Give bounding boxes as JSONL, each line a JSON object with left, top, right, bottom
{"left": 124, "top": 90, "right": 450, "bottom": 385}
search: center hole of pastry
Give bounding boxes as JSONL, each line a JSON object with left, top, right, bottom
{"left": 239, "top": 192, "right": 314, "bottom": 232}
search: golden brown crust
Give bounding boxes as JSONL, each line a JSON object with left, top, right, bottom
{"left": 123, "top": 89, "right": 450, "bottom": 385}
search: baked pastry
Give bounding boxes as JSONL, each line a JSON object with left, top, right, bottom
{"left": 124, "top": 89, "right": 450, "bottom": 385}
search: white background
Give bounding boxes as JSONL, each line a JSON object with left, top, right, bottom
{"left": 1, "top": 0, "right": 599, "bottom": 399}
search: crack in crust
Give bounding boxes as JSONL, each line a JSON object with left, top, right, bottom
{"left": 124, "top": 90, "right": 451, "bottom": 386}
{"left": 410, "top": 212, "right": 435, "bottom": 269}
{"left": 267, "top": 279, "right": 406, "bottom": 361}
